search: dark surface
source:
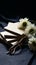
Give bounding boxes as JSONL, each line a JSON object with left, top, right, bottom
{"left": 0, "top": 1, "right": 36, "bottom": 20}
{"left": 0, "top": 20, "right": 36, "bottom": 65}
{"left": 0, "top": 43, "right": 33, "bottom": 65}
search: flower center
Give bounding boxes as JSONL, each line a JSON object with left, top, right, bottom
{"left": 32, "top": 41, "right": 36, "bottom": 46}
{"left": 29, "top": 28, "right": 34, "bottom": 34}
{"left": 23, "top": 22, "right": 27, "bottom": 27}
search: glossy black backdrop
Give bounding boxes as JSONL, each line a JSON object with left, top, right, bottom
{"left": 0, "top": 1, "right": 36, "bottom": 20}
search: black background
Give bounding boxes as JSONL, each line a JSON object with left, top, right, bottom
{"left": 0, "top": 0, "right": 36, "bottom": 20}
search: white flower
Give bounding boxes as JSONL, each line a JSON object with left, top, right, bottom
{"left": 24, "top": 24, "right": 36, "bottom": 35}
{"left": 28, "top": 36, "right": 36, "bottom": 51}
{"left": 19, "top": 18, "right": 28, "bottom": 22}
{"left": 18, "top": 18, "right": 31, "bottom": 30}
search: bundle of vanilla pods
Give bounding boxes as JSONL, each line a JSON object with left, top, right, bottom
{"left": 0, "top": 18, "right": 36, "bottom": 55}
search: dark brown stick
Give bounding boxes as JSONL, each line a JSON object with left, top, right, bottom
{"left": 10, "top": 34, "right": 27, "bottom": 49}
{"left": 7, "top": 39, "right": 17, "bottom": 44}
{"left": 7, "top": 34, "right": 26, "bottom": 46}
{"left": 0, "top": 33, "right": 12, "bottom": 46}
{"left": 4, "top": 28, "right": 21, "bottom": 36}
{"left": 0, "top": 38, "right": 4, "bottom": 43}
{"left": 8, "top": 35, "right": 26, "bottom": 54}
{"left": 0, "top": 23, "right": 21, "bottom": 36}
{"left": 4, "top": 35, "right": 17, "bottom": 39}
